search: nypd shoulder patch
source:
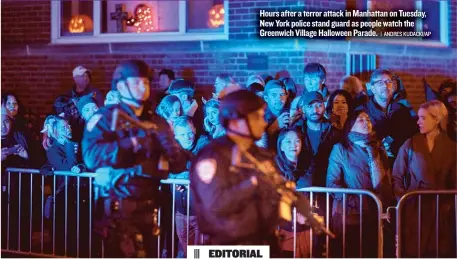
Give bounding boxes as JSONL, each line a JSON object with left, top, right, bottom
{"left": 86, "top": 114, "right": 102, "bottom": 132}
{"left": 196, "top": 158, "right": 217, "bottom": 184}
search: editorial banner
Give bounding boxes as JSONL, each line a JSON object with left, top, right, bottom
{"left": 187, "top": 245, "right": 270, "bottom": 259}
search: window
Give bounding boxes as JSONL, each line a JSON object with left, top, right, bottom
{"left": 51, "top": 0, "right": 228, "bottom": 44}
{"left": 350, "top": 0, "right": 449, "bottom": 46}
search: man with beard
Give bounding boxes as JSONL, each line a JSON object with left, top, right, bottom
{"left": 294, "top": 91, "right": 341, "bottom": 256}
{"left": 260, "top": 80, "right": 290, "bottom": 150}
{"left": 290, "top": 91, "right": 341, "bottom": 256}
{"left": 295, "top": 91, "right": 341, "bottom": 187}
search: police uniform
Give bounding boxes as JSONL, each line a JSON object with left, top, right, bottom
{"left": 190, "top": 89, "right": 283, "bottom": 251}
{"left": 190, "top": 135, "right": 282, "bottom": 247}
{"left": 82, "top": 60, "right": 188, "bottom": 257}
{"left": 190, "top": 89, "right": 332, "bottom": 254}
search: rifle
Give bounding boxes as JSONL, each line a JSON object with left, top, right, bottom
{"left": 230, "top": 145, "right": 335, "bottom": 238}
{"left": 111, "top": 108, "right": 158, "bottom": 132}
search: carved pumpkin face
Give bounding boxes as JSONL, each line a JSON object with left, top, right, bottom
{"left": 69, "top": 15, "right": 93, "bottom": 33}
{"left": 208, "top": 4, "right": 224, "bottom": 28}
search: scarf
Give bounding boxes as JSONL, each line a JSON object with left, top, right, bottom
{"left": 347, "top": 131, "right": 378, "bottom": 147}
{"left": 348, "top": 132, "right": 386, "bottom": 189}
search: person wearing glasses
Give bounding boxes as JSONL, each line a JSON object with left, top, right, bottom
{"left": 357, "top": 69, "right": 418, "bottom": 161}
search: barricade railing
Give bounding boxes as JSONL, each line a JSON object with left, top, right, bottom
{"left": 159, "top": 178, "right": 203, "bottom": 258}
{"left": 1, "top": 168, "right": 198, "bottom": 258}
{"left": 6, "top": 168, "right": 454, "bottom": 258}
{"left": 296, "top": 187, "right": 384, "bottom": 258}
{"left": 395, "top": 190, "right": 457, "bottom": 258}
{"left": 1, "top": 168, "right": 95, "bottom": 258}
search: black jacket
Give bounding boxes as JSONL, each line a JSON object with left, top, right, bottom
{"left": 294, "top": 121, "right": 342, "bottom": 187}
{"left": 1, "top": 132, "right": 29, "bottom": 170}
{"left": 82, "top": 102, "right": 189, "bottom": 200}
{"left": 190, "top": 136, "right": 281, "bottom": 245}
{"left": 274, "top": 155, "right": 309, "bottom": 232}
{"left": 46, "top": 140, "right": 84, "bottom": 171}
{"left": 358, "top": 95, "right": 418, "bottom": 158}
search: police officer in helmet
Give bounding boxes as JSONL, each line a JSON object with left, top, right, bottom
{"left": 190, "top": 88, "right": 284, "bottom": 249}
{"left": 82, "top": 60, "right": 189, "bottom": 257}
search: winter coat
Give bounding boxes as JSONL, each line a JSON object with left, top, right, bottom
{"left": 392, "top": 132, "right": 456, "bottom": 257}
{"left": 326, "top": 142, "right": 394, "bottom": 224}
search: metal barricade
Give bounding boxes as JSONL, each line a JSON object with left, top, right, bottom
{"left": 158, "top": 178, "right": 202, "bottom": 258}
{"left": 295, "top": 187, "right": 384, "bottom": 258}
{"left": 2, "top": 168, "right": 399, "bottom": 258}
{"left": 396, "top": 190, "right": 457, "bottom": 258}
{"left": 1, "top": 168, "right": 95, "bottom": 258}
{"left": 1, "top": 168, "right": 200, "bottom": 258}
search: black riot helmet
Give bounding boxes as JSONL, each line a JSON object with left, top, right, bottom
{"left": 111, "top": 60, "right": 152, "bottom": 105}
{"left": 219, "top": 89, "right": 266, "bottom": 139}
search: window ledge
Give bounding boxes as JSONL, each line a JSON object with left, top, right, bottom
{"left": 51, "top": 32, "right": 229, "bottom": 44}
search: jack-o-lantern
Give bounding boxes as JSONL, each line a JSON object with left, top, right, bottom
{"left": 133, "top": 4, "right": 154, "bottom": 33}
{"left": 207, "top": 4, "right": 224, "bottom": 28}
{"left": 68, "top": 15, "right": 94, "bottom": 33}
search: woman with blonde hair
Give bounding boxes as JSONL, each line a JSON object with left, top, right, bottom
{"left": 41, "top": 115, "right": 58, "bottom": 150}
{"left": 392, "top": 100, "right": 456, "bottom": 257}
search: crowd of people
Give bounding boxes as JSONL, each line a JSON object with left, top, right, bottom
{"left": 1, "top": 61, "right": 456, "bottom": 258}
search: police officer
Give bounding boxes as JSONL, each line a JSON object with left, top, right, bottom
{"left": 190, "top": 89, "right": 281, "bottom": 248}
{"left": 191, "top": 89, "right": 327, "bottom": 254}
{"left": 82, "top": 60, "right": 188, "bottom": 257}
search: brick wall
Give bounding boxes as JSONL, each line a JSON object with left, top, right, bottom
{"left": 2, "top": 0, "right": 456, "bottom": 118}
